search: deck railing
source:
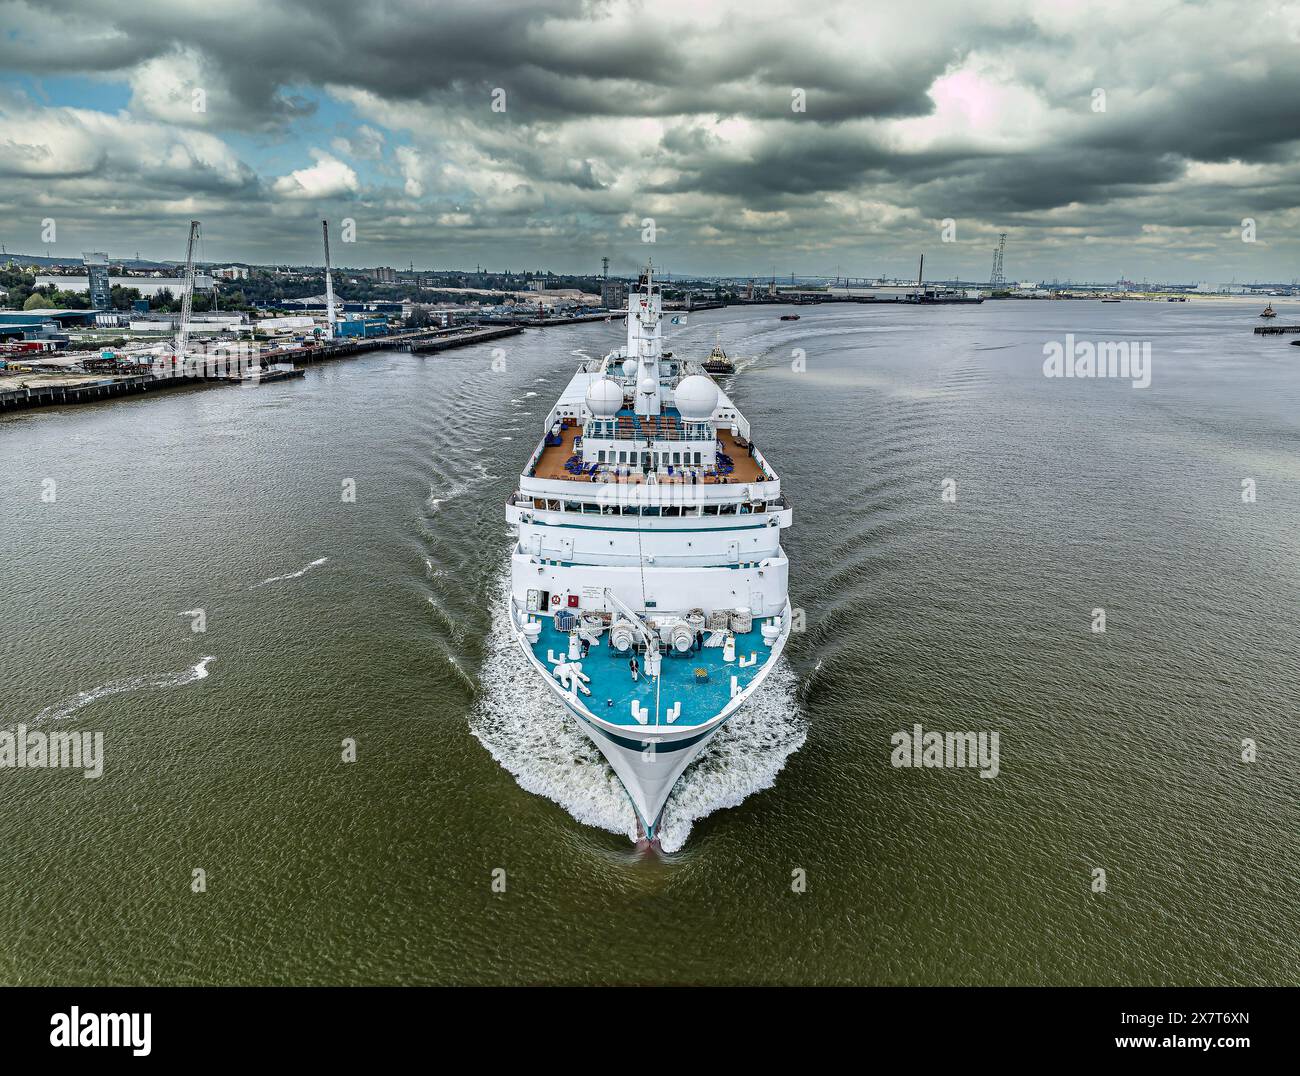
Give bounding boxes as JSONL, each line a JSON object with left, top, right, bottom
{"left": 585, "top": 421, "right": 713, "bottom": 442}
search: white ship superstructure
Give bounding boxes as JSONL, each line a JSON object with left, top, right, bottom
{"left": 505, "top": 267, "right": 793, "bottom": 838}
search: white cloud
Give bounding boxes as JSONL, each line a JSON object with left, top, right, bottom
{"left": 393, "top": 145, "right": 426, "bottom": 197}
{"left": 271, "top": 150, "right": 359, "bottom": 199}
{"left": 128, "top": 46, "right": 228, "bottom": 128}
{"left": 332, "top": 124, "right": 386, "bottom": 160}
{"left": 0, "top": 98, "right": 251, "bottom": 187}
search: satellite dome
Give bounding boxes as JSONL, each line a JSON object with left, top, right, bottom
{"left": 585, "top": 378, "right": 623, "bottom": 417}
{"left": 621, "top": 358, "right": 637, "bottom": 378}
{"left": 638, "top": 376, "right": 658, "bottom": 396}
{"left": 673, "top": 375, "right": 719, "bottom": 420}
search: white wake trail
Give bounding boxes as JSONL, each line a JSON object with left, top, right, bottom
{"left": 251, "top": 557, "right": 328, "bottom": 588}
{"left": 34, "top": 657, "right": 216, "bottom": 722}
{"left": 427, "top": 462, "right": 495, "bottom": 512}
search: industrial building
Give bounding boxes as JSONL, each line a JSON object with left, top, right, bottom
{"left": 0, "top": 309, "right": 96, "bottom": 350}
{"left": 336, "top": 317, "right": 390, "bottom": 338}
{"left": 34, "top": 274, "right": 214, "bottom": 297}
{"left": 600, "top": 279, "right": 628, "bottom": 310}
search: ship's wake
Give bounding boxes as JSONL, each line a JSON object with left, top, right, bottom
{"left": 426, "top": 461, "right": 496, "bottom": 513}
{"left": 469, "top": 580, "right": 806, "bottom": 853}
{"left": 33, "top": 657, "right": 215, "bottom": 722}
{"left": 250, "top": 557, "right": 328, "bottom": 588}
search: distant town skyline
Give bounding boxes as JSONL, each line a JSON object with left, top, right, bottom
{"left": 10, "top": 253, "right": 1296, "bottom": 291}
{"left": 3, "top": 0, "right": 1299, "bottom": 283}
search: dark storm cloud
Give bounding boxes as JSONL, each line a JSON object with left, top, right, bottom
{"left": 4, "top": 0, "right": 1300, "bottom": 278}
{"left": 0, "top": 0, "right": 953, "bottom": 124}
{"left": 650, "top": 122, "right": 898, "bottom": 200}
{"left": 902, "top": 148, "right": 1189, "bottom": 220}
{"left": 1079, "top": 69, "right": 1300, "bottom": 167}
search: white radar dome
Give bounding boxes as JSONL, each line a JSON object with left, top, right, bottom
{"left": 673, "top": 375, "right": 719, "bottom": 420}
{"left": 585, "top": 378, "right": 624, "bottom": 417}
{"left": 638, "top": 377, "right": 658, "bottom": 396}
{"left": 621, "top": 358, "right": 637, "bottom": 378}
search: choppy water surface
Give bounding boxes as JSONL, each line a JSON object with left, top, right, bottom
{"left": 2, "top": 301, "right": 1298, "bottom": 984}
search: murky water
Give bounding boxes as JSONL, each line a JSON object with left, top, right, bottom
{"left": 2, "top": 300, "right": 1298, "bottom": 984}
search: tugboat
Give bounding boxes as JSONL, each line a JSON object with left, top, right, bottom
{"left": 701, "top": 334, "right": 735, "bottom": 375}
{"left": 1260, "top": 303, "right": 1277, "bottom": 319}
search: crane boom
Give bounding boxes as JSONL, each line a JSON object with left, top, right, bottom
{"left": 603, "top": 588, "right": 655, "bottom": 644}
{"left": 322, "top": 220, "right": 336, "bottom": 340}
{"left": 174, "top": 220, "right": 201, "bottom": 374}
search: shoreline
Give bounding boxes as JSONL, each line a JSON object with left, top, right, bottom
{"left": 0, "top": 323, "right": 528, "bottom": 414}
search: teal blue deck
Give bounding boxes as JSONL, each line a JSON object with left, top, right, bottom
{"left": 530, "top": 617, "right": 772, "bottom": 727}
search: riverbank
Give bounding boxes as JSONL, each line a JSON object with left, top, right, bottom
{"left": 0, "top": 324, "right": 526, "bottom": 414}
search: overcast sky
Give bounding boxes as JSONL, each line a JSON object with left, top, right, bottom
{"left": 3, "top": 0, "right": 1300, "bottom": 282}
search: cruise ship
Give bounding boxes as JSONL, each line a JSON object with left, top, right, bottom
{"left": 505, "top": 267, "right": 793, "bottom": 839}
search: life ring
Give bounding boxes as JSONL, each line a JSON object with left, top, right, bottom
{"left": 551, "top": 594, "right": 561, "bottom": 606}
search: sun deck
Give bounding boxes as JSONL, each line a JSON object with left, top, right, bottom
{"left": 529, "top": 616, "right": 774, "bottom": 726}
{"left": 531, "top": 423, "right": 766, "bottom": 484}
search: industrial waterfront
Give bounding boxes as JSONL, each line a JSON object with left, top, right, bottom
{"left": 2, "top": 300, "right": 1297, "bottom": 985}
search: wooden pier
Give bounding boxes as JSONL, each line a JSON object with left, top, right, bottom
{"left": 395, "top": 325, "right": 523, "bottom": 353}
{"left": 0, "top": 374, "right": 194, "bottom": 412}
{"left": 1252, "top": 324, "right": 1300, "bottom": 335}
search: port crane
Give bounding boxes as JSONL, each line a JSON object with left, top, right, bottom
{"left": 173, "top": 219, "right": 201, "bottom": 374}
{"left": 322, "top": 219, "right": 337, "bottom": 340}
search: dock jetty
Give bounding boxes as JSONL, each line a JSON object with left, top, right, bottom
{"left": 0, "top": 373, "right": 193, "bottom": 412}
{"left": 0, "top": 324, "right": 525, "bottom": 413}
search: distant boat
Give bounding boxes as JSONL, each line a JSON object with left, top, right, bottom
{"left": 1260, "top": 304, "right": 1277, "bottom": 319}
{"left": 1167, "top": 296, "right": 1187, "bottom": 302}
{"left": 1102, "top": 298, "right": 1122, "bottom": 303}
{"left": 701, "top": 334, "right": 734, "bottom": 375}
{"left": 912, "top": 287, "right": 985, "bottom": 305}
{"left": 779, "top": 314, "right": 800, "bottom": 321}
{"left": 233, "top": 362, "right": 304, "bottom": 384}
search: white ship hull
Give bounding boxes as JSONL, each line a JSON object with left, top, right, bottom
{"left": 502, "top": 266, "right": 794, "bottom": 839}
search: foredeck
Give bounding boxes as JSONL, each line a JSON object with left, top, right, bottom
{"left": 530, "top": 616, "right": 773, "bottom": 726}
{"left": 531, "top": 425, "right": 766, "bottom": 484}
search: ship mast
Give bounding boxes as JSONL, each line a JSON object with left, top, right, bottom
{"left": 631, "top": 261, "right": 663, "bottom": 417}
